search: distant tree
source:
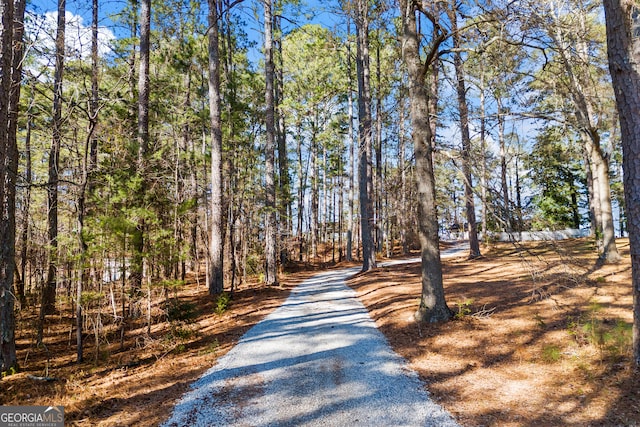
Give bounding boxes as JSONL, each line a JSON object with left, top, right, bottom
{"left": 274, "top": 2, "right": 291, "bottom": 248}
{"left": 39, "top": 0, "right": 66, "bottom": 343}
{"left": 281, "top": 24, "right": 346, "bottom": 263}
{"left": 264, "top": 0, "right": 278, "bottom": 286}
{"left": 446, "top": 2, "right": 481, "bottom": 258}
{"left": 74, "top": 0, "right": 101, "bottom": 364}
{"left": 523, "top": 0, "right": 620, "bottom": 262}
{"left": 527, "top": 127, "right": 584, "bottom": 229}
{"left": 602, "top": 0, "right": 640, "bottom": 365}
{"left": 345, "top": 18, "right": 356, "bottom": 262}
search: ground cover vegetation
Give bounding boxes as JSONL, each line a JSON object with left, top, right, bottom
{"left": 2, "top": 0, "right": 640, "bottom": 423}
{"left": 0, "top": 240, "right": 637, "bottom": 426}
{"left": 351, "top": 239, "right": 639, "bottom": 425}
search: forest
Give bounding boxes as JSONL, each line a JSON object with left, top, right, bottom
{"left": 1, "top": 0, "right": 640, "bottom": 423}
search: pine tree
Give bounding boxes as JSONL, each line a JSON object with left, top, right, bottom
{"left": 603, "top": 0, "right": 640, "bottom": 365}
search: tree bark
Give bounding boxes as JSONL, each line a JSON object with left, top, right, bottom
{"left": 448, "top": 4, "right": 481, "bottom": 258}
{"left": 10, "top": 0, "right": 26, "bottom": 308}
{"left": 400, "top": 0, "right": 451, "bottom": 323}
{"left": 208, "top": 0, "right": 224, "bottom": 294}
{"left": 274, "top": 9, "right": 290, "bottom": 247}
{"left": 479, "top": 70, "right": 488, "bottom": 238}
{"left": 40, "top": 0, "right": 65, "bottom": 328}
{"left": 399, "top": 87, "right": 408, "bottom": 254}
{"left": 355, "top": 0, "right": 376, "bottom": 271}
{"left": 0, "top": 0, "right": 17, "bottom": 374}
{"left": 296, "top": 121, "right": 305, "bottom": 262}
{"left": 602, "top": 0, "right": 640, "bottom": 365}
{"left": 346, "top": 19, "right": 355, "bottom": 262}
{"left": 374, "top": 38, "right": 383, "bottom": 253}
{"left": 585, "top": 134, "right": 620, "bottom": 262}
{"left": 222, "top": 0, "right": 238, "bottom": 290}
{"left": 310, "top": 126, "right": 319, "bottom": 259}
{"left": 583, "top": 146, "right": 600, "bottom": 237}
{"left": 75, "top": 0, "right": 100, "bottom": 363}
{"left": 496, "top": 96, "right": 511, "bottom": 232}
{"left": 548, "top": 8, "right": 620, "bottom": 262}
{"left": 17, "top": 115, "right": 30, "bottom": 308}
{"left": 130, "top": 0, "right": 150, "bottom": 298}
{"left": 263, "top": 0, "right": 278, "bottom": 286}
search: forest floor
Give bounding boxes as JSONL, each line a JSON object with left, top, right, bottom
{"left": 350, "top": 238, "right": 639, "bottom": 426}
{"left": 1, "top": 238, "right": 638, "bottom": 426}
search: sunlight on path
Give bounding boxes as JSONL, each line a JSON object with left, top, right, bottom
{"left": 163, "top": 262, "right": 459, "bottom": 427}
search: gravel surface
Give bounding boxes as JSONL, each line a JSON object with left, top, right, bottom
{"left": 163, "top": 262, "right": 460, "bottom": 427}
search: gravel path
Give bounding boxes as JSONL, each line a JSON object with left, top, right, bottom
{"left": 163, "top": 260, "right": 460, "bottom": 427}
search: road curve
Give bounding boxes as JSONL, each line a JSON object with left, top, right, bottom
{"left": 163, "top": 263, "right": 459, "bottom": 427}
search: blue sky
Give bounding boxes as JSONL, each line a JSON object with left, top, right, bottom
{"left": 30, "top": 0, "right": 344, "bottom": 38}
{"left": 30, "top": 0, "right": 346, "bottom": 66}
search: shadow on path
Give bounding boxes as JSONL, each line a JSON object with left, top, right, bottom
{"left": 163, "top": 263, "right": 458, "bottom": 427}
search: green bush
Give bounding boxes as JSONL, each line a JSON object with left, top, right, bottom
{"left": 567, "top": 315, "right": 632, "bottom": 360}
{"left": 541, "top": 344, "right": 562, "bottom": 363}
{"left": 165, "top": 299, "right": 198, "bottom": 323}
{"left": 215, "top": 292, "right": 231, "bottom": 315}
{"left": 454, "top": 298, "right": 473, "bottom": 319}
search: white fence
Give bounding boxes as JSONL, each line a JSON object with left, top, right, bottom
{"left": 487, "top": 228, "right": 590, "bottom": 242}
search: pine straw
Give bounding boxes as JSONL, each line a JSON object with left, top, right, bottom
{"left": 349, "top": 238, "right": 640, "bottom": 426}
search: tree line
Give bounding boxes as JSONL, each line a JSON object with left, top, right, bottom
{"left": 2, "top": 0, "right": 640, "bottom": 374}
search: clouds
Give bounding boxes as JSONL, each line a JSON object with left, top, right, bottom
{"left": 26, "top": 10, "right": 116, "bottom": 68}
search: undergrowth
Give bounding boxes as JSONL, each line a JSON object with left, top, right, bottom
{"left": 566, "top": 302, "right": 632, "bottom": 361}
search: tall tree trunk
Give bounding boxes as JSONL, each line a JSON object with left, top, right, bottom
{"left": 346, "top": 19, "right": 355, "bottom": 262}
{"left": 263, "top": 0, "right": 278, "bottom": 286}
{"left": 448, "top": 4, "right": 480, "bottom": 258}
{"left": 310, "top": 128, "right": 319, "bottom": 259}
{"left": 296, "top": 121, "right": 305, "bottom": 262}
{"left": 496, "top": 96, "right": 511, "bottom": 232}
{"left": 274, "top": 9, "right": 290, "bottom": 250}
{"left": 374, "top": 37, "right": 383, "bottom": 253}
{"left": 208, "top": 0, "right": 224, "bottom": 294}
{"left": 88, "top": 0, "right": 99, "bottom": 192}
{"left": 18, "top": 114, "right": 30, "bottom": 308}
{"left": 40, "top": 0, "right": 65, "bottom": 332}
{"left": 400, "top": 0, "right": 451, "bottom": 323}
{"left": 10, "top": 0, "right": 26, "bottom": 308}
{"left": 0, "top": 0, "right": 17, "bottom": 374}
{"left": 181, "top": 73, "right": 194, "bottom": 279}
{"left": 551, "top": 12, "right": 619, "bottom": 262}
{"left": 399, "top": 87, "right": 408, "bottom": 254}
{"left": 322, "top": 144, "right": 329, "bottom": 256}
{"left": 75, "top": 0, "right": 100, "bottom": 363}
{"left": 603, "top": 0, "right": 640, "bottom": 366}
{"left": 585, "top": 133, "right": 620, "bottom": 262}
{"left": 338, "top": 162, "right": 344, "bottom": 261}
{"left": 583, "top": 146, "right": 599, "bottom": 237}
{"left": 354, "top": 0, "right": 376, "bottom": 271}
{"left": 188, "top": 128, "right": 199, "bottom": 273}
{"left": 130, "top": 0, "right": 150, "bottom": 298}
{"left": 516, "top": 154, "right": 523, "bottom": 231}
{"left": 222, "top": 0, "right": 237, "bottom": 289}
{"left": 479, "top": 71, "right": 487, "bottom": 239}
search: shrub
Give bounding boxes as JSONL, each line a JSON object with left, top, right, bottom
{"left": 541, "top": 344, "right": 562, "bottom": 363}
{"left": 215, "top": 292, "right": 231, "bottom": 315}
{"left": 165, "top": 299, "right": 198, "bottom": 323}
{"left": 454, "top": 298, "right": 473, "bottom": 319}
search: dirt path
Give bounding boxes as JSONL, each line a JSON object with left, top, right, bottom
{"left": 163, "top": 263, "right": 459, "bottom": 427}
